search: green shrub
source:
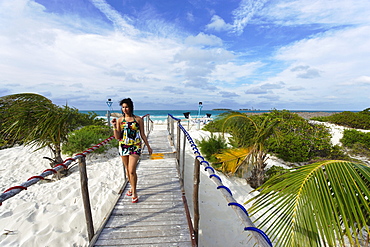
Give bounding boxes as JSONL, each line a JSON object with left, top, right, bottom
{"left": 204, "top": 110, "right": 347, "bottom": 163}
{"left": 202, "top": 111, "right": 237, "bottom": 132}
{"left": 340, "top": 130, "right": 370, "bottom": 159}
{"left": 264, "top": 165, "right": 290, "bottom": 183}
{"left": 267, "top": 114, "right": 332, "bottom": 162}
{"left": 346, "top": 143, "right": 370, "bottom": 157}
{"left": 341, "top": 129, "right": 370, "bottom": 149}
{"left": 308, "top": 116, "right": 327, "bottom": 122}
{"left": 323, "top": 144, "right": 349, "bottom": 160}
{"left": 62, "top": 125, "right": 117, "bottom": 156}
{"left": 196, "top": 134, "right": 228, "bottom": 165}
{"left": 312, "top": 110, "right": 370, "bottom": 130}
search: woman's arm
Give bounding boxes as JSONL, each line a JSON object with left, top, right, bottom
{"left": 112, "top": 117, "right": 122, "bottom": 140}
{"left": 137, "top": 117, "right": 152, "bottom": 154}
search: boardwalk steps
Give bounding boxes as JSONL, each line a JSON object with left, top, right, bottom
{"left": 90, "top": 126, "right": 194, "bottom": 246}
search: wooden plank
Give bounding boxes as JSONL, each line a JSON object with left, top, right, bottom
{"left": 95, "top": 235, "right": 192, "bottom": 246}
{"left": 105, "top": 219, "right": 188, "bottom": 228}
{"left": 99, "top": 225, "right": 189, "bottom": 237}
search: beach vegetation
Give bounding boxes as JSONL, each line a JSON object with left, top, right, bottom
{"left": 263, "top": 165, "right": 289, "bottom": 183}
{"left": 202, "top": 110, "right": 343, "bottom": 187}
{"left": 341, "top": 129, "right": 370, "bottom": 157}
{"left": 247, "top": 160, "right": 370, "bottom": 247}
{"left": 62, "top": 125, "right": 117, "bottom": 156}
{"left": 0, "top": 93, "right": 107, "bottom": 178}
{"left": 267, "top": 115, "right": 332, "bottom": 162}
{"left": 216, "top": 112, "right": 281, "bottom": 188}
{"left": 311, "top": 109, "right": 370, "bottom": 130}
{"left": 214, "top": 147, "right": 254, "bottom": 175}
{"left": 196, "top": 134, "right": 228, "bottom": 165}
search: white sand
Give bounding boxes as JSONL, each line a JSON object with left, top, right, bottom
{"left": 0, "top": 122, "right": 364, "bottom": 246}
{"left": 0, "top": 147, "right": 123, "bottom": 246}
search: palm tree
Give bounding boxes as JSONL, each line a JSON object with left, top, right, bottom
{"left": 218, "top": 112, "right": 281, "bottom": 188}
{"left": 0, "top": 93, "right": 101, "bottom": 178}
{"left": 247, "top": 160, "right": 370, "bottom": 247}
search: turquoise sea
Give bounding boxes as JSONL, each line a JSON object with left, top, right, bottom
{"left": 79, "top": 109, "right": 342, "bottom": 122}
{"left": 79, "top": 109, "right": 240, "bottom": 122}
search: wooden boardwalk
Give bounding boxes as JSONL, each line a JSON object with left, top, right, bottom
{"left": 90, "top": 125, "right": 194, "bottom": 246}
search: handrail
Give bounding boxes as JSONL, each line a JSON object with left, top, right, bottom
{"left": 167, "top": 114, "right": 273, "bottom": 247}
{"left": 141, "top": 114, "right": 154, "bottom": 138}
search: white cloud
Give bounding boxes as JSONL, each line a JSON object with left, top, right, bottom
{"left": 245, "top": 87, "right": 268, "bottom": 95}
{"left": 0, "top": 0, "right": 190, "bottom": 109}
{"left": 163, "top": 86, "right": 184, "bottom": 94}
{"left": 186, "top": 12, "right": 195, "bottom": 22}
{"left": 205, "top": 15, "right": 232, "bottom": 32}
{"left": 287, "top": 86, "right": 305, "bottom": 91}
{"left": 1, "top": 0, "right": 369, "bottom": 111}
{"left": 261, "top": 0, "right": 370, "bottom": 25}
{"left": 185, "top": 32, "right": 223, "bottom": 47}
{"left": 340, "top": 76, "right": 370, "bottom": 86}
{"left": 219, "top": 91, "right": 239, "bottom": 98}
{"left": 90, "top": 0, "right": 137, "bottom": 35}
{"left": 260, "top": 81, "right": 285, "bottom": 89}
{"left": 231, "top": 0, "right": 269, "bottom": 35}
{"left": 255, "top": 25, "right": 370, "bottom": 109}
{"left": 210, "top": 61, "right": 263, "bottom": 83}
{"left": 258, "top": 94, "right": 280, "bottom": 101}
{"left": 291, "top": 66, "right": 321, "bottom": 79}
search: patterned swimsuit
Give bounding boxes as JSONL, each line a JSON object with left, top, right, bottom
{"left": 118, "top": 116, "right": 142, "bottom": 156}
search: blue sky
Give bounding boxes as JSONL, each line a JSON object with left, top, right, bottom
{"left": 0, "top": 0, "right": 369, "bottom": 111}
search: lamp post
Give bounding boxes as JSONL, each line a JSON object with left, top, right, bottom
{"left": 197, "top": 102, "right": 203, "bottom": 118}
{"left": 197, "top": 102, "right": 203, "bottom": 130}
{"left": 106, "top": 99, "right": 113, "bottom": 127}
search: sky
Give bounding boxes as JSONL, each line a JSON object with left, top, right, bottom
{"left": 0, "top": 0, "right": 369, "bottom": 111}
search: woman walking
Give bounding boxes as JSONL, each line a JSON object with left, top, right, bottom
{"left": 111, "top": 98, "right": 152, "bottom": 203}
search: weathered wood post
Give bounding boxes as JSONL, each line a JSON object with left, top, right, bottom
{"left": 176, "top": 121, "right": 184, "bottom": 188}
{"left": 78, "top": 156, "right": 94, "bottom": 241}
{"left": 176, "top": 120, "right": 181, "bottom": 165}
{"left": 167, "top": 115, "right": 170, "bottom": 133}
{"left": 193, "top": 158, "right": 200, "bottom": 245}
{"left": 182, "top": 129, "right": 186, "bottom": 185}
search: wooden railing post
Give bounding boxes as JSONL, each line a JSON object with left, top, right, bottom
{"left": 171, "top": 118, "right": 174, "bottom": 141}
{"left": 182, "top": 129, "right": 186, "bottom": 186}
{"left": 78, "top": 156, "right": 94, "bottom": 241}
{"left": 177, "top": 121, "right": 186, "bottom": 190}
{"left": 176, "top": 121, "right": 181, "bottom": 165}
{"left": 193, "top": 158, "right": 200, "bottom": 245}
{"left": 167, "top": 115, "right": 170, "bottom": 133}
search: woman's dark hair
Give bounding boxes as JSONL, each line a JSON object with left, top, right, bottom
{"left": 119, "top": 98, "right": 134, "bottom": 115}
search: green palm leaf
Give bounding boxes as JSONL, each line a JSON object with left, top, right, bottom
{"left": 215, "top": 147, "right": 253, "bottom": 174}
{"left": 220, "top": 112, "right": 281, "bottom": 187}
{"left": 1, "top": 93, "right": 102, "bottom": 167}
{"left": 247, "top": 160, "right": 370, "bottom": 247}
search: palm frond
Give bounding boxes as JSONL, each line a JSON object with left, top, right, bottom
{"left": 247, "top": 160, "right": 370, "bottom": 247}
{"left": 215, "top": 147, "right": 253, "bottom": 174}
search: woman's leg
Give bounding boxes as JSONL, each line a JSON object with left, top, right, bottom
{"left": 127, "top": 154, "right": 140, "bottom": 197}
{"left": 120, "top": 155, "right": 129, "bottom": 178}
{"left": 120, "top": 155, "right": 131, "bottom": 195}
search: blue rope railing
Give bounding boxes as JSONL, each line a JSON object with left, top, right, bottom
{"left": 168, "top": 114, "right": 273, "bottom": 247}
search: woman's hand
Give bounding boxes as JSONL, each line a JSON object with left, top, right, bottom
{"left": 147, "top": 146, "right": 153, "bottom": 155}
{"left": 111, "top": 118, "right": 117, "bottom": 129}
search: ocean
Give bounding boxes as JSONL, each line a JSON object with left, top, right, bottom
{"left": 79, "top": 109, "right": 342, "bottom": 123}
{"left": 79, "top": 109, "right": 244, "bottom": 122}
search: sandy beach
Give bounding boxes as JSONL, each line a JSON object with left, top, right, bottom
{"left": 0, "top": 120, "right": 366, "bottom": 246}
